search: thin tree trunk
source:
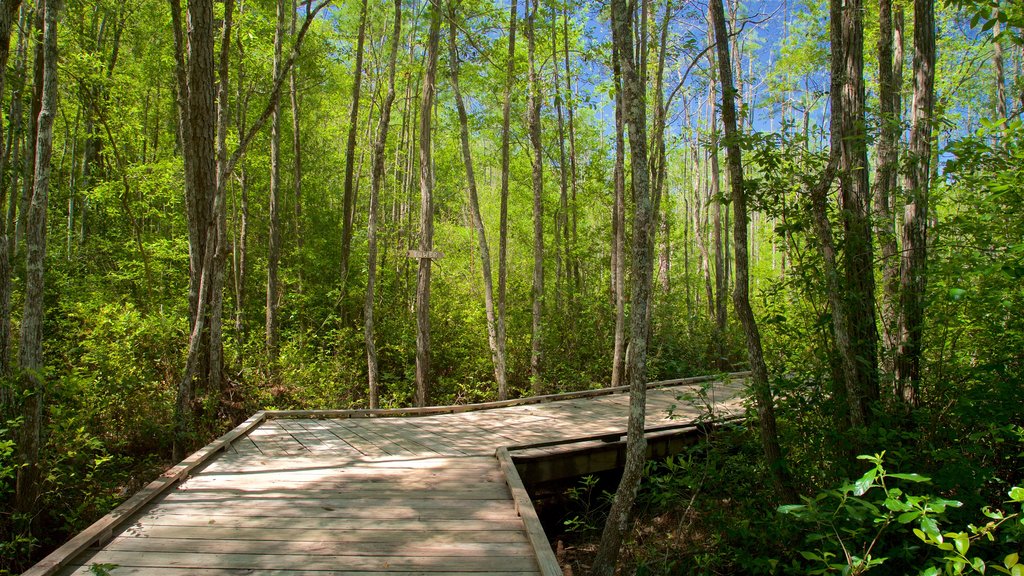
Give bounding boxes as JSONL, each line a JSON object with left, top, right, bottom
{"left": 366, "top": 0, "right": 401, "bottom": 409}
{"left": 339, "top": 0, "right": 368, "bottom": 305}
{"left": 16, "top": 6, "right": 42, "bottom": 256}
{"left": 266, "top": 0, "right": 284, "bottom": 367}
{"left": 526, "top": 0, "right": 544, "bottom": 392}
{"left": 415, "top": 0, "right": 441, "bottom": 408}
{"left": 15, "top": 0, "right": 58, "bottom": 522}
{"left": 874, "top": 0, "right": 901, "bottom": 386}
{"left": 711, "top": 0, "right": 795, "bottom": 502}
{"left": 993, "top": 9, "right": 1006, "bottom": 130}
{"left": 448, "top": 4, "right": 507, "bottom": 400}
{"left": 610, "top": 41, "right": 626, "bottom": 388}
{"left": 708, "top": 58, "right": 727, "bottom": 368}
{"left": 590, "top": 0, "right": 654, "bottom": 569}
{"left": 0, "top": 0, "right": 23, "bottom": 382}
{"left": 563, "top": 6, "right": 579, "bottom": 291}
{"left": 552, "top": 8, "right": 568, "bottom": 316}
{"left": 895, "top": 0, "right": 934, "bottom": 406}
{"left": 497, "top": 0, "right": 516, "bottom": 400}
{"left": 290, "top": 0, "right": 303, "bottom": 323}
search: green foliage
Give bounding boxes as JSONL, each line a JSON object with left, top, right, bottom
{"left": 780, "top": 453, "right": 1023, "bottom": 576}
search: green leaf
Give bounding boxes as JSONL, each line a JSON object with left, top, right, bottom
{"left": 1006, "top": 553, "right": 1019, "bottom": 569}
{"left": 889, "top": 473, "right": 931, "bottom": 483}
{"left": 800, "top": 550, "right": 823, "bottom": 562}
{"left": 1009, "top": 487, "right": 1024, "bottom": 502}
{"left": 921, "top": 516, "right": 942, "bottom": 542}
{"left": 953, "top": 533, "right": 970, "bottom": 555}
{"left": 899, "top": 511, "right": 922, "bottom": 524}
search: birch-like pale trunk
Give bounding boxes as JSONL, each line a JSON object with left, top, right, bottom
{"left": 366, "top": 0, "right": 401, "bottom": 409}
{"left": 415, "top": 0, "right": 441, "bottom": 407}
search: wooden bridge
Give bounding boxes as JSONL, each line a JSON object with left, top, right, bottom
{"left": 26, "top": 374, "right": 745, "bottom": 576}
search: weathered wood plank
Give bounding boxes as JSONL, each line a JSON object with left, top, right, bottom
{"left": 103, "top": 536, "right": 534, "bottom": 556}
{"left": 131, "top": 513, "right": 526, "bottom": 531}
{"left": 70, "top": 550, "right": 541, "bottom": 571}
{"left": 115, "top": 525, "right": 531, "bottom": 544}
{"left": 62, "top": 567, "right": 538, "bottom": 576}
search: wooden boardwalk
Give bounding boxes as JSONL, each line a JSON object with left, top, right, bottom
{"left": 28, "top": 375, "right": 745, "bottom": 576}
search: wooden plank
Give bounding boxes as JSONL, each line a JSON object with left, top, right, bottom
{"left": 132, "top": 513, "right": 526, "bottom": 531}
{"left": 163, "top": 486, "right": 512, "bottom": 501}
{"left": 70, "top": 550, "right": 541, "bottom": 571}
{"left": 115, "top": 524, "right": 531, "bottom": 544}
{"left": 103, "top": 536, "right": 534, "bottom": 556}
{"left": 142, "top": 499, "right": 521, "bottom": 519}
{"left": 62, "top": 567, "right": 539, "bottom": 576}
{"left": 24, "top": 411, "right": 269, "bottom": 576}
{"left": 496, "top": 447, "right": 562, "bottom": 576}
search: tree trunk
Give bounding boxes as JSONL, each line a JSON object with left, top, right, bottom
{"left": 993, "top": 9, "right": 1006, "bottom": 130}
{"left": 708, "top": 65, "right": 727, "bottom": 368}
{"left": 16, "top": 6, "right": 42, "bottom": 256}
{"left": 339, "top": 0, "right": 368, "bottom": 305}
{"left": 0, "top": 0, "right": 23, "bottom": 382}
{"left": 590, "top": 0, "right": 654, "bottom": 570}
{"left": 290, "top": 0, "right": 303, "bottom": 327}
{"left": 552, "top": 8, "right": 568, "bottom": 316}
{"left": 874, "top": 0, "right": 901, "bottom": 386}
{"left": 895, "top": 0, "right": 934, "bottom": 406}
{"left": 526, "top": 0, "right": 544, "bottom": 392}
{"left": 497, "top": 0, "right": 516, "bottom": 400}
{"left": 366, "top": 0, "right": 401, "bottom": 409}
{"left": 415, "top": 0, "right": 441, "bottom": 408}
{"left": 563, "top": 6, "right": 579, "bottom": 291}
{"left": 266, "top": 0, "right": 284, "bottom": 367}
{"left": 836, "top": 0, "right": 880, "bottom": 418}
{"left": 710, "top": 0, "right": 795, "bottom": 502}
{"left": 14, "top": 0, "right": 58, "bottom": 522}
{"left": 610, "top": 41, "right": 626, "bottom": 388}
{"left": 448, "top": 3, "right": 508, "bottom": 401}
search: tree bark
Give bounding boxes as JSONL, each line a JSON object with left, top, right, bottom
{"left": 448, "top": 2, "right": 508, "bottom": 400}
{"left": 339, "top": 0, "right": 368, "bottom": 304}
{"left": 526, "top": 0, "right": 544, "bottom": 392}
{"left": 610, "top": 41, "right": 626, "bottom": 388}
{"left": 552, "top": 8, "right": 568, "bottom": 316}
{"left": 874, "top": 0, "right": 901, "bottom": 386}
{"left": 837, "top": 0, "right": 880, "bottom": 418}
{"left": 0, "top": 0, "right": 23, "bottom": 383}
{"left": 290, "top": 0, "right": 304, "bottom": 327}
{"left": 15, "top": 0, "right": 58, "bottom": 521}
{"left": 895, "top": 0, "right": 934, "bottom": 407}
{"left": 415, "top": 0, "right": 441, "bottom": 407}
{"left": 266, "top": 0, "right": 284, "bottom": 367}
{"left": 366, "top": 0, "right": 401, "bottom": 409}
{"left": 590, "top": 0, "right": 654, "bottom": 570}
{"left": 710, "top": 0, "right": 795, "bottom": 502}
{"left": 497, "top": 0, "right": 516, "bottom": 400}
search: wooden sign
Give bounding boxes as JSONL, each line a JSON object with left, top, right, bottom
{"left": 407, "top": 250, "right": 444, "bottom": 260}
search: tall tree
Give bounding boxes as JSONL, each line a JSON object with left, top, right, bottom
{"left": 874, "top": 0, "right": 902, "bottom": 384}
{"left": 266, "top": 0, "right": 285, "bottom": 366}
{"left": 15, "top": 0, "right": 58, "bottom": 520}
{"left": 0, "top": 0, "right": 23, "bottom": 381}
{"left": 526, "top": 0, "right": 544, "bottom": 391}
{"left": 497, "top": 0, "right": 516, "bottom": 400}
{"left": 448, "top": 2, "right": 508, "bottom": 399}
{"left": 895, "top": 0, "right": 935, "bottom": 405}
{"left": 710, "top": 0, "right": 795, "bottom": 502}
{"left": 591, "top": 0, "right": 655, "bottom": 570}
{"left": 610, "top": 40, "right": 626, "bottom": 388}
{"left": 366, "top": 0, "right": 402, "bottom": 409}
{"left": 415, "top": 0, "right": 441, "bottom": 407}
{"left": 339, "top": 0, "right": 368, "bottom": 303}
